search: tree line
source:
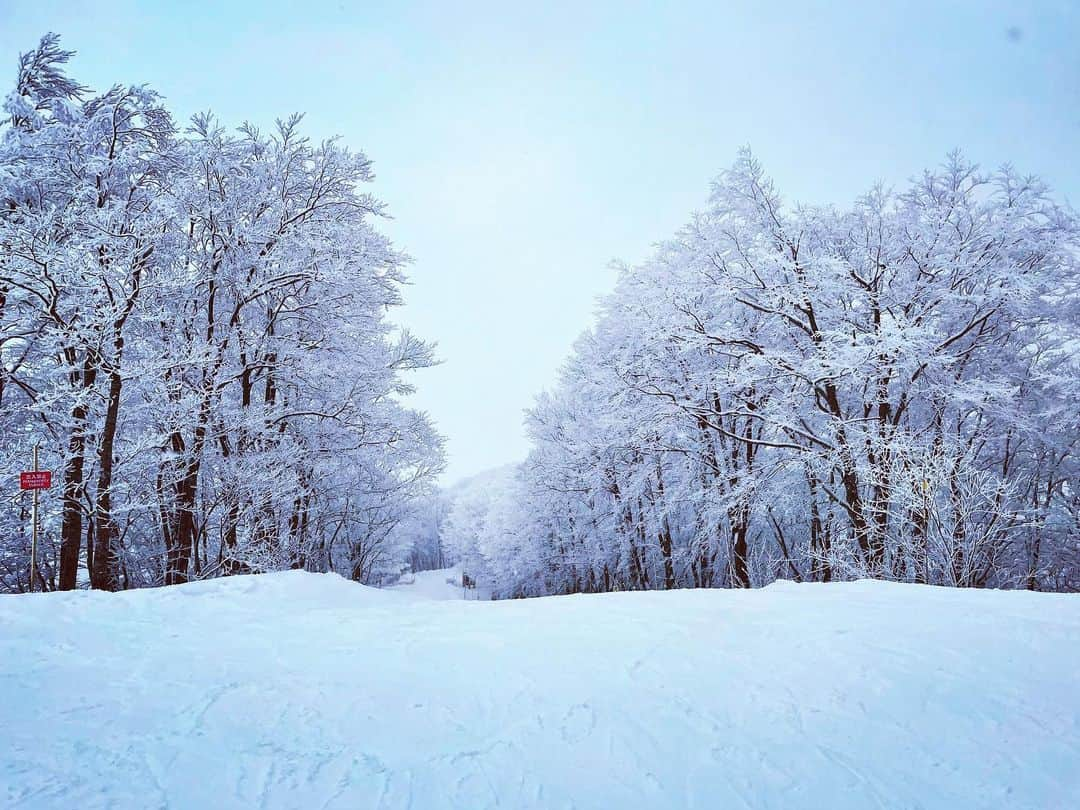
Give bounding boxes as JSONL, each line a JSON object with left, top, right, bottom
{"left": 444, "top": 151, "right": 1080, "bottom": 596}
{"left": 0, "top": 36, "right": 443, "bottom": 592}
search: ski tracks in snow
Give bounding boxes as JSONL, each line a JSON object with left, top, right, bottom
{"left": 2, "top": 573, "right": 1079, "bottom": 808}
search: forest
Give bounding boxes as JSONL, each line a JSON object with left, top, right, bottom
{"left": 441, "top": 154, "right": 1080, "bottom": 596}
{"left": 0, "top": 36, "right": 443, "bottom": 592}
{"left": 2, "top": 35, "right": 1078, "bottom": 596}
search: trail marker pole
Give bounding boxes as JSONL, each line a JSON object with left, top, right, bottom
{"left": 30, "top": 444, "right": 39, "bottom": 593}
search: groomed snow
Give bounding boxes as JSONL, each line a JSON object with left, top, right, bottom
{"left": 2, "top": 572, "right": 1078, "bottom": 809}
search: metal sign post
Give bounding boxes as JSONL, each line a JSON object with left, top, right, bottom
{"left": 20, "top": 445, "right": 51, "bottom": 593}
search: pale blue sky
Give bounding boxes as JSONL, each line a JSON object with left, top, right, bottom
{"left": 3, "top": 1, "right": 1078, "bottom": 482}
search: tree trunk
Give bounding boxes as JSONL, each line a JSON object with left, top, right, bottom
{"left": 91, "top": 337, "right": 126, "bottom": 591}
{"left": 59, "top": 352, "right": 97, "bottom": 590}
{"left": 653, "top": 461, "right": 676, "bottom": 589}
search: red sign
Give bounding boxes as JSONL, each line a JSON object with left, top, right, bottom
{"left": 20, "top": 471, "right": 52, "bottom": 490}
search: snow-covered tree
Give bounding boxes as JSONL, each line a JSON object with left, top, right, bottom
{"left": 0, "top": 35, "right": 443, "bottom": 592}
{"left": 452, "top": 150, "right": 1080, "bottom": 596}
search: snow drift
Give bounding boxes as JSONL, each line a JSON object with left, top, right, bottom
{"left": 2, "top": 572, "right": 1078, "bottom": 809}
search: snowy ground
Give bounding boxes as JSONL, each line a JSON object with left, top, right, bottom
{"left": 2, "top": 572, "right": 1078, "bottom": 809}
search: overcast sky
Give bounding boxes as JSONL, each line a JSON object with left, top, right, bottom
{"left": 3, "top": 1, "right": 1078, "bottom": 483}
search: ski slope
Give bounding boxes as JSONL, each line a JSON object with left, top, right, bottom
{"left": 389, "top": 566, "right": 492, "bottom": 601}
{"left": 1, "top": 572, "right": 1078, "bottom": 809}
